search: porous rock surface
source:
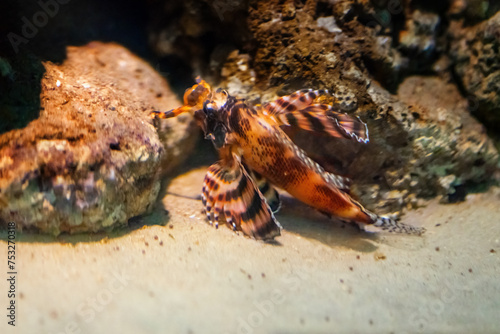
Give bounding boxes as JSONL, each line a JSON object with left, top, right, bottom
{"left": 0, "top": 42, "right": 197, "bottom": 234}
{"left": 450, "top": 11, "right": 500, "bottom": 129}
{"left": 149, "top": 0, "right": 499, "bottom": 216}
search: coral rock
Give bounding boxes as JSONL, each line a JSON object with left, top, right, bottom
{"left": 0, "top": 42, "right": 197, "bottom": 234}
{"left": 450, "top": 11, "right": 500, "bottom": 130}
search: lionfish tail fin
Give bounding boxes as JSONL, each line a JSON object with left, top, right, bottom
{"left": 368, "top": 213, "right": 425, "bottom": 235}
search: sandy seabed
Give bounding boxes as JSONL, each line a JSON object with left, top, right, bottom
{"left": 1, "top": 165, "right": 499, "bottom": 334}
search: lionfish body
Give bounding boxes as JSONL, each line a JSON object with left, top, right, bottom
{"left": 152, "top": 78, "right": 424, "bottom": 240}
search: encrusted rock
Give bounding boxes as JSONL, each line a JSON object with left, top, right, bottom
{"left": 399, "top": 10, "right": 441, "bottom": 64}
{"left": 448, "top": 0, "right": 500, "bottom": 23}
{"left": 220, "top": 50, "right": 256, "bottom": 98}
{"left": 222, "top": 1, "right": 498, "bottom": 214}
{"left": 395, "top": 76, "right": 497, "bottom": 202}
{"left": 450, "top": 11, "right": 500, "bottom": 129}
{"left": 148, "top": 0, "right": 250, "bottom": 78}
{"left": 289, "top": 76, "right": 497, "bottom": 213}
{"left": 0, "top": 42, "right": 197, "bottom": 234}
{"left": 147, "top": 0, "right": 500, "bottom": 215}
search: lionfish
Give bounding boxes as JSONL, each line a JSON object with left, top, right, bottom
{"left": 151, "top": 78, "right": 424, "bottom": 240}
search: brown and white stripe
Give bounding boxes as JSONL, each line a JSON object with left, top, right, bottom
{"left": 202, "top": 160, "right": 282, "bottom": 240}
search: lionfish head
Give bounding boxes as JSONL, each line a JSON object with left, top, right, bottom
{"left": 184, "top": 77, "right": 231, "bottom": 149}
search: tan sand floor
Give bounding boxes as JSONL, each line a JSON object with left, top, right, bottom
{"left": 1, "top": 166, "right": 499, "bottom": 334}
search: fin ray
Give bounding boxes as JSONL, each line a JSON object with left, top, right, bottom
{"left": 278, "top": 105, "right": 369, "bottom": 143}
{"left": 364, "top": 211, "right": 425, "bottom": 235}
{"left": 262, "top": 90, "right": 369, "bottom": 143}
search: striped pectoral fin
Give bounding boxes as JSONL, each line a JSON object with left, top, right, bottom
{"left": 262, "top": 89, "right": 330, "bottom": 116}
{"left": 202, "top": 161, "right": 282, "bottom": 240}
{"left": 277, "top": 105, "right": 369, "bottom": 143}
{"left": 261, "top": 90, "right": 368, "bottom": 143}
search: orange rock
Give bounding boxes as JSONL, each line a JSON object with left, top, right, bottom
{"left": 0, "top": 42, "right": 197, "bottom": 234}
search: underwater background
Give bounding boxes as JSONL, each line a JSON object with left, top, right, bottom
{"left": 0, "top": 0, "right": 499, "bottom": 333}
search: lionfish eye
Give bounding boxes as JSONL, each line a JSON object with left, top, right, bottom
{"left": 203, "top": 103, "right": 216, "bottom": 117}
